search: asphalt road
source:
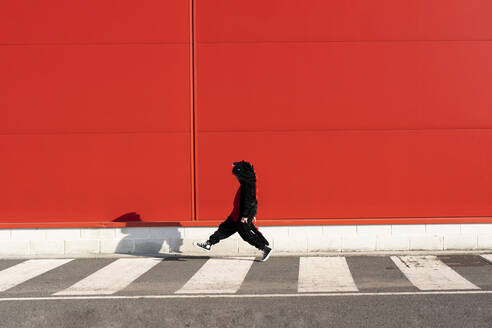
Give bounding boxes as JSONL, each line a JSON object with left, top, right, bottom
{"left": 1, "top": 294, "right": 491, "bottom": 328}
{"left": 0, "top": 254, "right": 491, "bottom": 327}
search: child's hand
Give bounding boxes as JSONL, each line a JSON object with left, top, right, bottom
{"left": 241, "top": 217, "right": 256, "bottom": 224}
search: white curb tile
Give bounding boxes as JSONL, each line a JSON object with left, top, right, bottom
{"left": 183, "top": 227, "right": 217, "bottom": 239}
{"left": 391, "top": 225, "right": 425, "bottom": 235}
{"left": 443, "top": 234, "right": 477, "bottom": 250}
{"left": 376, "top": 235, "right": 410, "bottom": 251}
{"left": 134, "top": 239, "right": 172, "bottom": 254}
{"left": 0, "top": 241, "right": 29, "bottom": 256}
{"left": 81, "top": 228, "right": 116, "bottom": 240}
{"left": 409, "top": 235, "right": 443, "bottom": 250}
{"left": 357, "top": 225, "right": 391, "bottom": 235}
{"left": 273, "top": 236, "right": 308, "bottom": 253}
{"left": 477, "top": 233, "right": 492, "bottom": 249}
{"left": 323, "top": 225, "right": 356, "bottom": 235}
{"left": 426, "top": 224, "right": 460, "bottom": 234}
{"left": 0, "top": 230, "right": 10, "bottom": 240}
{"left": 289, "top": 226, "right": 324, "bottom": 237}
{"left": 259, "top": 226, "right": 289, "bottom": 238}
{"left": 46, "top": 229, "right": 81, "bottom": 241}
{"left": 149, "top": 227, "right": 185, "bottom": 240}
{"left": 211, "top": 238, "right": 239, "bottom": 255}
{"left": 342, "top": 234, "right": 376, "bottom": 251}
{"left": 461, "top": 224, "right": 492, "bottom": 234}
{"left": 308, "top": 235, "right": 342, "bottom": 252}
{"left": 100, "top": 239, "right": 135, "bottom": 254}
{"left": 11, "top": 229, "right": 46, "bottom": 241}
{"left": 30, "top": 240, "right": 64, "bottom": 255}
{"left": 115, "top": 228, "right": 150, "bottom": 240}
{"left": 64, "top": 240, "right": 100, "bottom": 254}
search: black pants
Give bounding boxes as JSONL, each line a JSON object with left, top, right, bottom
{"left": 208, "top": 216, "right": 269, "bottom": 250}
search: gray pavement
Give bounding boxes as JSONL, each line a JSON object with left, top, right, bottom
{"left": 1, "top": 293, "right": 492, "bottom": 327}
{"left": 0, "top": 254, "right": 491, "bottom": 327}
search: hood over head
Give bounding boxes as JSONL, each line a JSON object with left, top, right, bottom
{"left": 232, "top": 160, "right": 256, "bottom": 184}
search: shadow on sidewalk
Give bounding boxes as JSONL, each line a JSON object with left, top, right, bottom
{"left": 113, "top": 212, "right": 184, "bottom": 257}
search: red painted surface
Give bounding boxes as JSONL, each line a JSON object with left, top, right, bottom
{"left": 196, "top": 131, "right": 492, "bottom": 220}
{"left": 196, "top": 0, "right": 492, "bottom": 42}
{"left": 1, "top": 45, "right": 190, "bottom": 134}
{"left": 196, "top": 42, "right": 492, "bottom": 132}
{"left": 1, "top": 0, "right": 491, "bottom": 227}
{"left": 194, "top": 0, "right": 492, "bottom": 222}
{"left": 0, "top": 0, "right": 189, "bottom": 44}
{"left": 1, "top": 1, "right": 193, "bottom": 223}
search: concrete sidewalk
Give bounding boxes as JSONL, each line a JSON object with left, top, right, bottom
{"left": 1, "top": 223, "right": 492, "bottom": 257}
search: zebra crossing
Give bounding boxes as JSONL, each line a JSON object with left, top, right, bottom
{"left": 390, "top": 256, "right": 479, "bottom": 291}
{"left": 176, "top": 257, "right": 255, "bottom": 294}
{"left": 0, "top": 259, "right": 73, "bottom": 292}
{"left": 0, "top": 254, "right": 491, "bottom": 298}
{"left": 54, "top": 258, "right": 162, "bottom": 296}
{"left": 298, "top": 257, "right": 358, "bottom": 292}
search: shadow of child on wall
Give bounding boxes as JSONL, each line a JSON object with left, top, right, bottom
{"left": 113, "top": 212, "right": 184, "bottom": 256}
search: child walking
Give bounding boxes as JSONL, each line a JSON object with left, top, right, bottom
{"left": 193, "top": 161, "right": 272, "bottom": 262}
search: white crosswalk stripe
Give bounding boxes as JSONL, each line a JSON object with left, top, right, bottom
{"left": 298, "top": 257, "right": 358, "bottom": 292}
{"left": 175, "top": 257, "right": 255, "bottom": 294}
{"left": 390, "top": 256, "right": 479, "bottom": 291}
{"left": 480, "top": 254, "right": 492, "bottom": 263}
{"left": 0, "top": 259, "right": 73, "bottom": 292}
{"left": 0, "top": 255, "right": 490, "bottom": 297}
{"left": 54, "top": 258, "right": 162, "bottom": 295}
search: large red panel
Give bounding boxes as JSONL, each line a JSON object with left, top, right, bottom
{"left": 0, "top": 133, "right": 191, "bottom": 222}
{"left": 1, "top": 1, "right": 193, "bottom": 225}
{"left": 196, "top": 130, "right": 492, "bottom": 221}
{"left": 0, "top": 0, "right": 189, "bottom": 43}
{"left": 197, "top": 0, "right": 492, "bottom": 42}
{"left": 1, "top": 45, "right": 190, "bottom": 133}
{"left": 196, "top": 42, "right": 492, "bottom": 131}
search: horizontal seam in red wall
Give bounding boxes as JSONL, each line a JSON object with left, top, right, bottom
{"left": 1, "top": 217, "right": 492, "bottom": 229}
{"left": 196, "top": 39, "right": 492, "bottom": 45}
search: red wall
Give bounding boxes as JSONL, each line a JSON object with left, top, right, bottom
{"left": 1, "top": 1, "right": 192, "bottom": 224}
{"left": 1, "top": 0, "right": 492, "bottom": 227}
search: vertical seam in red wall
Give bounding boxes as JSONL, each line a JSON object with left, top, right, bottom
{"left": 189, "top": 0, "right": 197, "bottom": 221}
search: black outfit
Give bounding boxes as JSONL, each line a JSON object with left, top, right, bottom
{"left": 208, "top": 161, "right": 269, "bottom": 250}
{"left": 208, "top": 215, "right": 268, "bottom": 250}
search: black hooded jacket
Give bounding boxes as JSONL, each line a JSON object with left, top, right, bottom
{"left": 232, "top": 161, "right": 258, "bottom": 222}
